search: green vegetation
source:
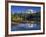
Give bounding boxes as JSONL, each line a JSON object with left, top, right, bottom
{"left": 11, "top": 12, "right": 40, "bottom": 23}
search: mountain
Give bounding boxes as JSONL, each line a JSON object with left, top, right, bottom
{"left": 12, "top": 9, "right": 38, "bottom": 14}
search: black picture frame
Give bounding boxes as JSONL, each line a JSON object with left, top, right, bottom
{"left": 5, "top": 1, "right": 45, "bottom": 37}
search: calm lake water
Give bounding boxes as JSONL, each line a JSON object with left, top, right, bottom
{"left": 11, "top": 22, "right": 41, "bottom": 31}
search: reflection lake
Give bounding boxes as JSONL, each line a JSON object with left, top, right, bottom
{"left": 11, "top": 22, "right": 40, "bottom": 31}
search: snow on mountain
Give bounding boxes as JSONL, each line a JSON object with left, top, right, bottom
{"left": 12, "top": 9, "right": 36, "bottom": 14}
{"left": 26, "top": 9, "right": 36, "bottom": 14}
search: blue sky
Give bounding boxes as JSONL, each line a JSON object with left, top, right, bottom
{"left": 11, "top": 6, "right": 41, "bottom": 14}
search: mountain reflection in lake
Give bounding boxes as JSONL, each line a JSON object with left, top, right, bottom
{"left": 11, "top": 22, "right": 40, "bottom": 31}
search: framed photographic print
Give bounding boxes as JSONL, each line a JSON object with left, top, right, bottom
{"left": 5, "top": 1, "right": 45, "bottom": 36}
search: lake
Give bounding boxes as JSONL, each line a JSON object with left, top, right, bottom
{"left": 11, "top": 22, "right": 41, "bottom": 31}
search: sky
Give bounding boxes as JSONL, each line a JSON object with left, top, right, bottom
{"left": 11, "top": 6, "right": 41, "bottom": 14}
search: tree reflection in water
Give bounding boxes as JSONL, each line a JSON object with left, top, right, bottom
{"left": 11, "top": 21, "right": 40, "bottom": 31}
